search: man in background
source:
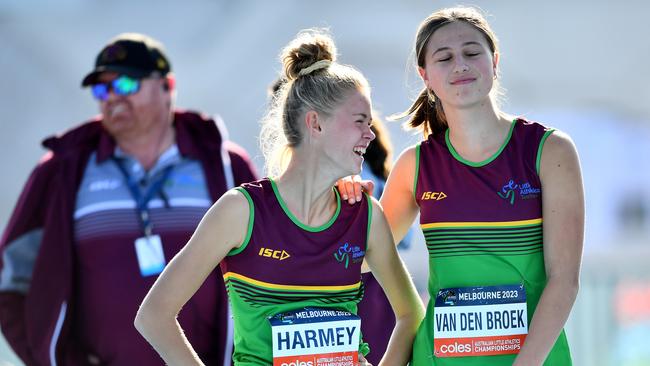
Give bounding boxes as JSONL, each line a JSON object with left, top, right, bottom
{"left": 0, "top": 33, "right": 256, "bottom": 365}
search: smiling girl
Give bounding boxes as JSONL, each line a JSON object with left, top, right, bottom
{"left": 340, "top": 6, "right": 584, "bottom": 365}
{"left": 135, "top": 29, "right": 424, "bottom": 366}
{"left": 390, "top": 7, "right": 584, "bottom": 365}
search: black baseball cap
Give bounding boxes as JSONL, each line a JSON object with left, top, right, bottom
{"left": 81, "top": 33, "right": 171, "bottom": 87}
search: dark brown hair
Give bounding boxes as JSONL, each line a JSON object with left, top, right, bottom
{"left": 365, "top": 116, "right": 393, "bottom": 180}
{"left": 398, "top": 7, "right": 499, "bottom": 138}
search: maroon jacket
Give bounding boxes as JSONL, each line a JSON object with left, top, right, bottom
{"left": 0, "top": 110, "right": 257, "bottom": 365}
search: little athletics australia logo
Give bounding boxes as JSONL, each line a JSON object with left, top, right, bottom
{"left": 333, "top": 242, "right": 364, "bottom": 269}
{"left": 497, "top": 179, "right": 541, "bottom": 205}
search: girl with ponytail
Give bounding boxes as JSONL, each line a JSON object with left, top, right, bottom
{"left": 341, "top": 7, "right": 584, "bottom": 365}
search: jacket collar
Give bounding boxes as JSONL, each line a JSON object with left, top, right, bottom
{"left": 41, "top": 110, "right": 223, "bottom": 163}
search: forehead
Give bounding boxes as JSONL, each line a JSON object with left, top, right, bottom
{"left": 336, "top": 89, "right": 371, "bottom": 115}
{"left": 427, "top": 21, "right": 489, "bottom": 52}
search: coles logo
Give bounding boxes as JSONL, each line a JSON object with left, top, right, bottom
{"left": 280, "top": 361, "right": 313, "bottom": 366}
{"left": 438, "top": 342, "right": 471, "bottom": 354}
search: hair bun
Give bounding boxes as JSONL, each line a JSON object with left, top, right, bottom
{"left": 281, "top": 29, "right": 337, "bottom": 80}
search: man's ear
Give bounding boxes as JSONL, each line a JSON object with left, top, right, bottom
{"left": 163, "top": 74, "right": 175, "bottom": 91}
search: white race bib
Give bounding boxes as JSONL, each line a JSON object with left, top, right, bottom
{"left": 433, "top": 284, "right": 528, "bottom": 358}
{"left": 269, "top": 307, "right": 360, "bottom": 366}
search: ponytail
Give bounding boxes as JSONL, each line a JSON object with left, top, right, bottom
{"left": 394, "top": 87, "right": 447, "bottom": 138}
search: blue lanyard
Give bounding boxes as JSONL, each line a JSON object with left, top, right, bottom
{"left": 112, "top": 158, "right": 174, "bottom": 236}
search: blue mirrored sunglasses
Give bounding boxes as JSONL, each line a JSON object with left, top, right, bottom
{"left": 91, "top": 75, "right": 141, "bottom": 101}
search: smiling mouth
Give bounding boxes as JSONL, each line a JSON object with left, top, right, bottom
{"left": 353, "top": 146, "right": 367, "bottom": 156}
{"left": 107, "top": 103, "right": 129, "bottom": 118}
{"left": 451, "top": 78, "right": 476, "bottom": 85}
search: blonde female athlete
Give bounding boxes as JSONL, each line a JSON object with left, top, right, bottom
{"left": 135, "top": 29, "right": 424, "bottom": 366}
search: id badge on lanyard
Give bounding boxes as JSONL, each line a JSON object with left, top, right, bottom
{"left": 433, "top": 284, "right": 528, "bottom": 358}
{"left": 113, "top": 158, "right": 174, "bottom": 277}
{"left": 134, "top": 234, "right": 165, "bottom": 276}
{"left": 269, "top": 307, "right": 361, "bottom": 366}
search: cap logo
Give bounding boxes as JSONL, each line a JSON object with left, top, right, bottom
{"left": 100, "top": 44, "right": 128, "bottom": 63}
{"left": 156, "top": 58, "right": 167, "bottom": 70}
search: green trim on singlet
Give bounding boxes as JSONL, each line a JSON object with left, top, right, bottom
{"left": 365, "top": 192, "right": 372, "bottom": 252}
{"left": 269, "top": 177, "right": 341, "bottom": 232}
{"left": 421, "top": 219, "right": 543, "bottom": 258}
{"left": 445, "top": 119, "right": 516, "bottom": 167}
{"left": 223, "top": 271, "right": 362, "bottom": 307}
{"left": 413, "top": 143, "right": 421, "bottom": 202}
{"left": 536, "top": 129, "right": 556, "bottom": 175}
{"left": 227, "top": 188, "right": 255, "bottom": 256}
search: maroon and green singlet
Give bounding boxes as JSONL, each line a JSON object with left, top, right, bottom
{"left": 411, "top": 119, "right": 572, "bottom": 365}
{"left": 220, "top": 178, "right": 371, "bottom": 365}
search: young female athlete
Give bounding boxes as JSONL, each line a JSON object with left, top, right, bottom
{"left": 267, "top": 77, "right": 412, "bottom": 365}
{"left": 339, "top": 6, "right": 584, "bottom": 365}
{"left": 135, "top": 29, "right": 425, "bottom": 366}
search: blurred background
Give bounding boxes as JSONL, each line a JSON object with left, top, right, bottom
{"left": 1, "top": 0, "right": 649, "bottom": 364}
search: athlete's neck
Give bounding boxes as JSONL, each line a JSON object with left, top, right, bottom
{"left": 274, "top": 162, "right": 339, "bottom": 229}
{"left": 443, "top": 101, "right": 512, "bottom": 162}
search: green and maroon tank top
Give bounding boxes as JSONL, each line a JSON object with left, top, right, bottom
{"left": 411, "top": 119, "right": 572, "bottom": 365}
{"left": 220, "top": 178, "right": 371, "bottom": 365}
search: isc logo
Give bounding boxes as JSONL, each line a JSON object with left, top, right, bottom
{"left": 258, "top": 248, "right": 291, "bottom": 260}
{"left": 421, "top": 191, "right": 447, "bottom": 201}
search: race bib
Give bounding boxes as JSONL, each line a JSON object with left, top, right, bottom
{"left": 269, "top": 307, "right": 360, "bottom": 366}
{"left": 433, "top": 284, "right": 528, "bottom": 358}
